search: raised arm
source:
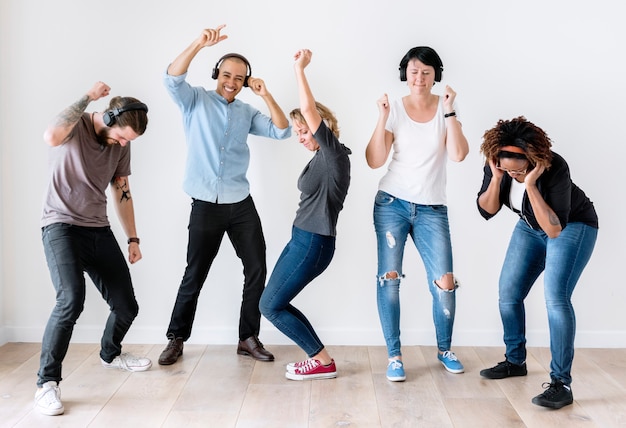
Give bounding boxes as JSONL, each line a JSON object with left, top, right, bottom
{"left": 43, "top": 81, "right": 110, "bottom": 147}
{"left": 247, "top": 76, "right": 289, "bottom": 130}
{"left": 167, "top": 25, "right": 228, "bottom": 76}
{"left": 365, "top": 94, "right": 394, "bottom": 169}
{"left": 110, "top": 176, "right": 142, "bottom": 264}
{"left": 442, "top": 85, "right": 469, "bottom": 162}
{"left": 292, "top": 49, "right": 322, "bottom": 133}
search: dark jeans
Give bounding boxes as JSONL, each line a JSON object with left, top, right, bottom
{"left": 38, "top": 223, "right": 139, "bottom": 386}
{"left": 260, "top": 226, "right": 335, "bottom": 357}
{"left": 166, "top": 196, "right": 266, "bottom": 341}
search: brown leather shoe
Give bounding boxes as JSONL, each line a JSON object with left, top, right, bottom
{"left": 158, "top": 336, "right": 184, "bottom": 365}
{"left": 237, "top": 336, "right": 274, "bottom": 361}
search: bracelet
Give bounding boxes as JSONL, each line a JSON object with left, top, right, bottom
{"left": 444, "top": 111, "right": 456, "bottom": 118}
{"left": 127, "top": 237, "right": 140, "bottom": 245}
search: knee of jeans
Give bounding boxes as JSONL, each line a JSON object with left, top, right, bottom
{"left": 259, "top": 294, "right": 276, "bottom": 320}
{"left": 377, "top": 271, "right": 403, "bottom": 287}
{"left": 433, "top": 273, "right": 458, "bottom": 292}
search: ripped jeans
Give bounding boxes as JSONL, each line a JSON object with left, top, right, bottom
{"left": 373, "top": 191, "right": 457, "bottom": 358}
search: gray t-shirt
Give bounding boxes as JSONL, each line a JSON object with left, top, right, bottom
{"left": 41, "top": 113, "right": 131, "bottom": 228}
{"left": 292, "top": 122, "right": 351, "bottom": 237}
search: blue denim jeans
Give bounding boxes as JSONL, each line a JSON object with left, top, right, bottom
{"left": 166, "top": 196, "right": 266, "bottom": 341}
{"left": 499, "top": 220, "right": 597, "bottom": 385}
{"left": 373, "top": 191, "right": 457, "bottom": 358}
{"left": 38, "top": 223, "right": 139, "bottom": 386}
{"left": 259, "top": 226, "right": 335, "bottom": 357}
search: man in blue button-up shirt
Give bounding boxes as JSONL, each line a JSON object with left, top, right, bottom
{"left": 159, "top": 25, "right": 291, "bottom": 365}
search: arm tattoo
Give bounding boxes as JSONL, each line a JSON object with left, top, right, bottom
{"left": 549, "top": 212, "right": 560, "bottom": 226}
{"left": 113, "top": 177, "right": 132, "bottom": 203}
{"left": 54, "top": 95, "right": 91, "bottom": 128}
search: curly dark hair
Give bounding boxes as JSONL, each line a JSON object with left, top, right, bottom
{"left": 480, "top": 116, "right": 553, "bottom": 168}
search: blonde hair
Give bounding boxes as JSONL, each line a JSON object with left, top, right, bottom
{"left": 290, "top": 101, "right": 340, "bottom": 138}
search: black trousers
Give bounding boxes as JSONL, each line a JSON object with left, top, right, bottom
{"left": 166, "top": 196, "right": 267, "bottom": 341}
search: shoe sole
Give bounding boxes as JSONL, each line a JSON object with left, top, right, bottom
{"left": 479, "top": 371, "right": 527, "bottom": 379}
{"left": 531, "top": 397, "right": 573, "bottom": 409}
{"left": 36, "top": 405, "right": 65, "bottom": 416}
{"left": 237, "top": 350, "right": 274, "bottom": 361}
{"left": 386, "top": 375, "right": 406, "bottom": 382}
{"left": 101, "top": 361, "right": 153, "bottom": 372}
{"left": 440, "top": 363, "right": 465, "bottom": 374}
{"left": 285, "top": 371, "right": 337, "bottom": 381}
{"left": 158, "top": 350, "right": 183, "bottom": 365}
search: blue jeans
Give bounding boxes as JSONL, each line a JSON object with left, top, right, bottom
{"left": 38, "top": 223, "right": 139, "bottom": 386}
{"left": 259, "top": 226, "right": 335, "bottom": 357}
{"left": 166, "top": 196, "right": 266, "bottom": 341}
{"left": 373, "top": 191, "right": 457, "bottom": 358}
{"left": 499, "top": 220, "right": 597, "bottom": 385}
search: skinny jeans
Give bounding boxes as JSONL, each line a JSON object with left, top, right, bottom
{"left": 373, "top": 191, "right": 457, "bottom": 358}
{"left": 38, "top": 223, "right": 139, "bottom": 386}
{"left": 499, "top": 219, "right": 597, "bottom": 385}
{"left": 260, "top": 226, "right": 335, "bottom": 357}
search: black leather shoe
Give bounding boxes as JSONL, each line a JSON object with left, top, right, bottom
{"left": 237, "top": 336, "right": 274, "bottom": 361}
{"left": 158, "top": 335, "right": 184, "bottom": 365}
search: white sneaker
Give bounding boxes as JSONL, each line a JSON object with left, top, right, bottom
{"left": 34, "top": 381, "right": 64, "bottom": 416}
{"left": 101, "top": 352, "right": 152, "bottom": 372}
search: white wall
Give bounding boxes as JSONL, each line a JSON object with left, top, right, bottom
{"left": 1, "top": 0, "right": 624, "bottom": 349}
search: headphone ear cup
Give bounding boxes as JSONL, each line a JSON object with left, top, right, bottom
{"left": 243, "top": 76, "right": 249, "bottom": 87}
{"left": 399, "top": 67, "right": 407, "bottom": 82}
{"left": 103, "top": 110, "right": 115, "bottom": 127}
{"left": 211, "top": 66, "right": 219, "bottom": 80}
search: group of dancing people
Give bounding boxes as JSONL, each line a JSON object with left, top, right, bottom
{"left": 34, "top": 24, "right": 598, "bottom": 416}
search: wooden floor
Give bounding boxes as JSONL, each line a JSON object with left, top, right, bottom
{"left": 1, "top": 343, "right": 624, "bottom": 427}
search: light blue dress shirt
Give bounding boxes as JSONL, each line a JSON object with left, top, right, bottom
{"left": 164, "top": 71, "right": 291, "bottom": 203}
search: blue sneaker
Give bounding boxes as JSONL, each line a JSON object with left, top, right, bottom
{"left": 438, "top": 351, "right": 464, "bottom": 374}
{"left": 386, "top": 359, "right": 406, "bottom": 382}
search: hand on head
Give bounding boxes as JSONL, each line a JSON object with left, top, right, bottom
{"left": 524, "top": 163, "right": 545, "bottom": 186}
{"left": 488, "top": 158, "right": 505, "bottom": 179}
{"left": 247, "top": 77, "right": 267, "bottom": 96}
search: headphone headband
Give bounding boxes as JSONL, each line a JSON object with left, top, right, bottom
{"left": 103, "top": 102, "right": 148, "bottom": 127}
{"left": 211, "top": 53, "right": 252, "bottom": 87}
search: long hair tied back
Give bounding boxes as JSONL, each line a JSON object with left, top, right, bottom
{"left": 480, "top": 116, "right": 553, "bottom": 168}
{"left": 290, "top": 102, "right": 340, "bottom": 138}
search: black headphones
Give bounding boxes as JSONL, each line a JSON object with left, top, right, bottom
{"left": 211, "top": 53, "right": 252, "bottom": 87}
{"left": 399, "top": 47, "right": 444, "bottom": 82}
{"left": 102, "top": 102, "right": 149, "bottom": 127}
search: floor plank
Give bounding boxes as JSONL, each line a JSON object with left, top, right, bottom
{"left": 2, "top": 342, "right": 624, "bottom": 427}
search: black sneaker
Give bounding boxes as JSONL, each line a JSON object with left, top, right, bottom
{"left": 531, "top": 379, "right": 573, "bottom": 409}
{"left": 480, "top": 360, "right": 527, "bottom": 379}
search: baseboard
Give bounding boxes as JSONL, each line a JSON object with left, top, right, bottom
{"left": 4, "top": 326, "right": 626, "bottom": 348}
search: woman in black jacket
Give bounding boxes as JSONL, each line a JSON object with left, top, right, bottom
{"left": 476, "top": 116, "right": 598, "bottom": 409}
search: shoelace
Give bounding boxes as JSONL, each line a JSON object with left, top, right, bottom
{"left": 38, "top": 385, "right": 61, "bottom": 405}
{"left": 116, "top": 353, "right": 142, "bottom": 369}
{"left": 295, "top": 359, "right": 321, "bottom": 373}
{"left": 388, "top": 360, "right": 403, "bottom": 370}
{"left": 441, "top": 351, "right": 458, "bottom": 361}
{"left": 165, "top": 338, "right": 181, "bottom": 351}
{"left": 291, "top": 358, "right": 315, "bottom": 369}
{"left": 540, "top": 381, "right": 568, "bottom": 397}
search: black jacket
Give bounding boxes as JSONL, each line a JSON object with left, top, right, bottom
{"left": 476, "top": 152, "right": 598, "bottom": 230}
